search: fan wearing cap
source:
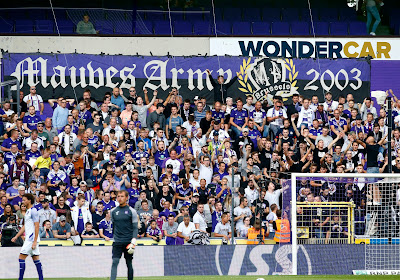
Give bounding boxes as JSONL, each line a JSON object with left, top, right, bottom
{"left": 206, "top": 69, "right": 238, "bottom": 103}
{"left": 77, "top": 181, "right": 95, "bottom": 203}
{"left": 323, "top": 92, "right": 339, "bottom": 115}
{"left": 159, "top": 163, "right": 180, "bottom": 185}
{"left": 47, "top": 161, "right": 68, "bottom": 189}
{"left": 350, "top": 115, "right": 366, "bottom": 135}
{"left": 37, "top": 199, "right": 57, "bottom": 228}
{"left": 208, "top": 119, "right": 230, "bottom": 143}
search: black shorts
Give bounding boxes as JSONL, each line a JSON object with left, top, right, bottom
{"left": 112, "top": 242, "right": 133, "bottom": 260}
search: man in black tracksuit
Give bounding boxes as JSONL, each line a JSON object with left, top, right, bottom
{"left": 206, "top": 69, "right": 238, "bottom": 103}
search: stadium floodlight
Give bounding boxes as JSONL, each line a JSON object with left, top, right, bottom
{"left": 291, "top": 172, "right": 400, "bottom": 275}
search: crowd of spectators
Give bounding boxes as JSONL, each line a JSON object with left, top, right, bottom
{"left": 0, "top": 80, "right": 399, "bottom": 245}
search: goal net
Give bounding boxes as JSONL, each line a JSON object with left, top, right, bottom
{"left": 291, "top": 173, "right": 400, "bottom": 275}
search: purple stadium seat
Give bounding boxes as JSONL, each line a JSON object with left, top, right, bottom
{"left": 348, "top": 21, "right": 367, "bottom": 35}
{"left": 291, "top": 21, "right": 310, "bottom": 35}
{"left": 154, "top": 20, "right": 172, "bottom": 35}
{"left": 213, "top": 8, "right": 224, "bottom": 21}
{"left": 339, "top": 8, "right": 357, "bottom": 20}
{"left": 318, "top": 8, "right": 339, "bottom": 21}
{"left": 7, "top": 10, "right": 28, "bottom": 20}
{"left": 146, "top": 12, "right": 165, "bottom": 21}
{"left": 0, "top": 19, "right": 14, "bottom": 33}
{"left": 96, "top": 20, "right": 114, "bottom": 34}
{"left": 223, "top": 8, "right": 242, "bottom": 21}
{"left": 252, "top": 22, "right": 271, "bottom": 35}
{"left": 135, "top": 20, "right": 153, "bottom": 34}
{"left": 214, "top": 21, "right": 232, "bottom": 35}
{"left": 15, "top": 20, "right": 34, "bottom": 33}
{"left": 313, "top": 21, "right": 330, "bottom": 35}
{"left": 169, "top": 12, "right": 184, "bottom": 22}
{"left": 57, "top": 20, "right": 74, "bottom": 34}
{"left": 330, "top": 22, "right": 348, "bottom": 35}
{"left": 35, "top": 20, "right": 55, "bottom": 34}
{"left": 52, "top": 9, "right": 68, "bottom": 20}
{"left": 193, "top": 21, "right": 211, "bottom": 35}
{"left": 271, "top": 22, "right": 290, "bottom": 35}
{"left": 262, "top": 8, "right": 281, "bottom": 22}
{"left": 29, "top": 10, "right": 47, "bottom": 20}
{"left": 174, "top": 20, "right": 193, "bottom": 35}
{"left": 232, "top": 21, "right": 251, "bottom": 35}
{"left": 300, "top": 8, "right": 318, "bottom": 22}
{"left": 185, "top": 12, "right": 205, "bottom": 22}
{"left": 114, "top": 20, "right": 133, "bottom": 34}
{"left": 282, "top": 8, "right": 299, "bottom": 22}
{"left": 242, "top": 8, "right": 261, "bottom": 22}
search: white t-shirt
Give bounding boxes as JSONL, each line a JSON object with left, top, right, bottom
{"left": 177, "top": 221, "right": 196, "bottom": 237}
{"left": 23, "top": 94, "right": 43, "bottom": 112}
{"left": 214, "top": 222, "right": 231, "bottom": 236}
{"left": 193, "top": 211, "right": 207, "bottom": 231}
{"left": 189, "top": 176, "right": 201, "bottom": 190}
{"left": 182, "top": 121, "right": 200, "bottom": 137}
{"left": 265, "top": 189, "right": 282, "bottom": 209}
{"left": 266, "top": 212, "right": 278, "bottom": 232}
{"left": 266, "top": 107, "right": 287, "bottom": 128}
{"left": 233, "top": 206, "right": 252, "bottom": 229}
{"left": 199, "top": 164, "right": 213, "bottom": 185}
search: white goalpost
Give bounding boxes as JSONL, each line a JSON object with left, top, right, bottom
{"left": 291, "top": 172, "right": 400, "bottom": 275}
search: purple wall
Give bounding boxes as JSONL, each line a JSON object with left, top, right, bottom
{"left": 371, "top": 60, "right": 400, "bottom": 94}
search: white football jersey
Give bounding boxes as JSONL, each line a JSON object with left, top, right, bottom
{"left": 24, "top": 207, "right": 40, "bottom": 243}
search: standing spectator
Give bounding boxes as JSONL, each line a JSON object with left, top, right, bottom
{"left": 267, "top": 99, "right": 287, "bottom": 139}
{"left": 99, "top": 210, "right": 113, "bottom": 240}
{"left": 234, "top": 197, "right": 252, "bottom": 231}
{"left": 193, "top": 204, "right": 207, "bottom": 233}
{"left": 206, "top": 69, "right": 238, "bottom": 103}
{"left": 23, "top": 86, "right": 44, "bottom": 115}
{"left": 52, "top": 98, "right": 69, "bottom": 132}
{"left": 366, "top": 0, "right": 382, "bottom": 36}
{"left": 37, "top": 199, "right": 57, "bottom": 228}
{"left": 71, "top": 195, "right": 92, "bottom": 235}
{"left": 214, "top": 212, "right": 231, "bottom": 243}
{"left": 23, "top": 106, "right": 41, "bottom": 133}
{"left": 111, "top": 88, "right": 125, "bottom": 110}
{"left": 229, "top": 100, "right": 248, "bottom": 139}
{"left": 132, "top": 90, "right": 158, "bottom": 128}
{"left": 76, "top": 14, "right": 97, "bottom": 34}
{"left": 147, "top": 104, "right": 166, "bottom": 131}
{"left": 177, "top": 214, "right": 196, "bottom": 243}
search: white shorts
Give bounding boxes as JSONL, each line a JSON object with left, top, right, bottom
{"left": 20, "top": 240, "right": 40, "bottom": 256}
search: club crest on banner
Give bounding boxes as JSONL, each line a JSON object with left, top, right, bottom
{"left": 237, "top": 57, "right": 299, "bottom": 102}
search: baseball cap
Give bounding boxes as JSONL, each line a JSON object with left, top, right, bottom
{"left": 214, "top": 120, "right": 220, "bottom": 125}
{"left": 356, "top": 115, "right": 362, "bottom": 120}
{"left": 193, "top": 193, "right": 200, "bottom": 197}
{"left": 111, "top": 107, "right": 119, "bottom": 112}
{"left": 124, "top": 129, "right": 130, "bottom": 134}
{"left": 59, "top": 215, "right": 67, "bottom": 222}
{"left": 157, "top": 103, "right": 165, "bottom": 108}
{"left": 41, "top": 198, "right": 49, "bottom": 203}
{"left": 79, "top": 181, "right": 87, "bottom": 186}
{"left": 193, "top": 96, "right": 199, "bottom": 101}
{"left": 242, "top": 128, "right": 249, "bottom": 133}
{"left": 9, "top": 215, "right": 16, "bottom": 221}
{"left": 166, "top": 164, "right": 173, "bottom": 169}
{"left": 213, "top": 131, "right": 219, "bottom": 136}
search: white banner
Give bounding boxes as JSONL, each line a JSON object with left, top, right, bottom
{"left": 210, "top": 37, "right": 400, "bottom": 60}
{"left": 0, "top": 246, "right": 164, "bottom": 278}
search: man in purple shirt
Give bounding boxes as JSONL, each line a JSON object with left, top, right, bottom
{"left": 11, "top": 186, "right": 25, "bottom": 211}
{"left": 23, "top": 106, "right": 41, "bottom": 133}
{"left": 244, "top": 119, "right": 261, "bottom": 149}
{"left": 229, "top": 100, "right": 248, "bottom": 139}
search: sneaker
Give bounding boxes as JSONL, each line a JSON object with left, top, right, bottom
{"left": 370, "top": 32, "right": 376, "bottom": 36}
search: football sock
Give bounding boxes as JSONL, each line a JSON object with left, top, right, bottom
{"left": 110, "top": 258, "right": 120, "bottom": 280}
{"left": 34, "top": 260, "right": 43, "bottom": 280}
{"left": 18, "top": 259, "right": 26, "bottom": 280}
{"left": 126, "top": 258, "right": 133, "bottom": 280}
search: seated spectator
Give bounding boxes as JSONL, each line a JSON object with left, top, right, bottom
{"left": 99, "top": 210, "right": 113, "bottom": 241}
{"left": 81, "top": 222, "right": 100, "bottom": 239}
{"left": 177, "top": 214, "right": 196, "bottom": 243}
{"left": 162, "top": 214, "right": 181, "bottom": 245}
{"left": 146, "top": 219, "right": 162, "bottom": 242}
{"left": 39, "top": 220, "right": 54, "bottom": 238}
{"left": 76, "top": 14, "right": 97, "bottom": 35}
{"left": 51, "top": 215, "right": 71, "bottom": 240}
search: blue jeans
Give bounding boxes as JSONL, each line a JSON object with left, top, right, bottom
{"left": 269, "top": 124, "right": 280, "bottom": 139}
{"left": 367, "top": 166, "right": 379, "bottom": 183}
{"left": 366, "top": 6, "right": 381, "bottom": 33}
{"left": 231, "top": 126, "right": 242, "bottom": 139}
{"left": 263, "top": 124, "right": 270, "bottom": 138}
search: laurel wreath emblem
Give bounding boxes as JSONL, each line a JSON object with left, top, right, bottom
{"left": 236, "top": 57, "right": 253, "bottom": 94}
{"left": 283, "top": 58, "right": 299, "bottom": 92}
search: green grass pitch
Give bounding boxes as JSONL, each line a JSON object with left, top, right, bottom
{"left": 4, "top": 276, "right": 400, "bottom": 280}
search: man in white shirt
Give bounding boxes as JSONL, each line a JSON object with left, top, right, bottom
{"left": 196, "top": 155, "right": 213, "bottom": 185}
{"left": 23, "top": 86, "right": 44, "bottom": 115}
{"left": 267, "top": 99, "right": 287, "bottom": 138}
{"left": 360, "top": 97, "right": 378, "bottom": 121}
{"left": 177, "top": 215, "right": 196, "bottom": 242}
{"left": 193, "top": 204, "right": 207, "bottom": 233}
{"left": 182, "top": 115, "right": 200, "bottom": 138}
{"left": 102, "top": 118, "right": 123, "bottom": 141}
{"left": 23, "top": 130, "right": 44, "bottom": 151}
{"left": 214, "top": 212, "right": 231, "bottom": 242}
{"left": 297, "top": 98, "right": 315, "bottom": 129}
{"left": 58, "top": 124, "right": 77, "bottom": 155}
{"left": 233, "top": 197, "right": 252, "bottom": 230}
{"left": 209, "top": 121, "right": 230, "bottom": 143}
{"left": 323, "top": 92, "right": 339, "bottom": 115}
